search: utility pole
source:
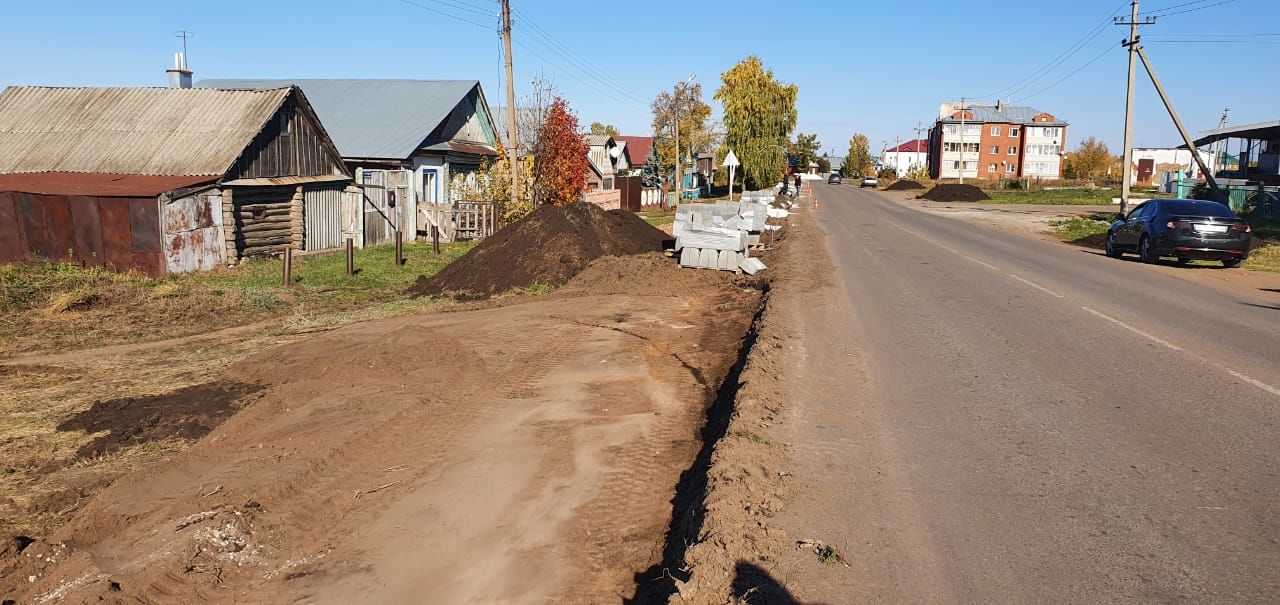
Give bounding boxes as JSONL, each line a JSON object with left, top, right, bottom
{"left": 672, "top": 74, "right": 694, "bottom": 208}
{"left": 501, "top": 0, "right": 519, "bottom": 216}
{"left": 915, "top": 122, "right": 926, "bottom": 174}
{"left": 1211, "top": 107, "right": 1230, "bottom": 177}
{"left": 1116, "top": 1, "right": 1155, "bottom": 214}
{"left": 959, "top": 97, "right": 967, "bottom": 184}
{"left": 894, "top": 136, "right": 900, "bottom": 176}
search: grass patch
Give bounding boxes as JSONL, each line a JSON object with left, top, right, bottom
{"left": 987, "top": 188, "right": 1171, "bottom": 205}
{"left": 1243, "top": 240, "right": 1280, "bottom": 272}
{"left": 733, "top": 429, "right": 771, "bottom": 445}
{"left": 1047, "top": 215, "right": 1112, "bottom": 244}
{"left": 816, "top": 544, "right": 844, "bottom": 566}
{"left": 638, "top": 207, "right": 675, "bottom": 227}
{"left": 0, "top": 240, "right": 474, "bottom": 356}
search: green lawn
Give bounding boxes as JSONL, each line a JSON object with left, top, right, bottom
{"left": 638, "top": 207, "right": 675, "bottom": 227}
{"left": 1, "top": 239, "right": 474, "bottom": 355}
{"left": 987, "top": 188, "right": 1172, "bottom": 205}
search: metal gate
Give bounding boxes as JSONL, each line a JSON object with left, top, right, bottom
{"left": 358, "top": 169, "right": 412, "bottom": 246}
{"left": 303, "top": 184, "right": 344, "bottom": 251}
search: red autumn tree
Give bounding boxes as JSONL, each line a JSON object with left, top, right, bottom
{"left": 533, "top": 97, "right": 589, "bottom": 206}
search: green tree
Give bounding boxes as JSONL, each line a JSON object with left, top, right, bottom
{"left": 589, "top": 122, "right": 619, "bottom": 137}
{"left": 651, "top": 81, "right": 713, "bottom": 172}
{"left": 817, "top": 155, "right": 832, "bottom": 174}
{"left": 715, "top": 56, "right": 798, "bottom": 190}
{"left": 789, "top": 133, "right": 822, "bottom": 174}
{"left": 842, "top": 134, "right": 873, "bottom": 177}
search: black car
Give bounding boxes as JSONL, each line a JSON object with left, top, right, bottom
{"left": 1105, "top": 198, "right": 1251, "bottom": 267}
{"left": 828, "top": 173, "right": 842, "bottom": 184}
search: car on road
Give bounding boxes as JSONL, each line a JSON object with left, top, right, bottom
{"left": 1105, "top": 198, "right": 1252, "bottom": 267}
{"left": 828, "top": 173, "right": 842, "bottom": 185}
{"left": 860, "top": 176, "right": 878, "bottom": 188}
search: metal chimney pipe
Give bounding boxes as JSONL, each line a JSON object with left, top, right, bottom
{"left": 166, "top": 51, "right": 192, "bottom": 88}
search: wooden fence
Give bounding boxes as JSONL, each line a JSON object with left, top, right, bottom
{"left": 420, "top": 201, "right": 496, "bottom": 242}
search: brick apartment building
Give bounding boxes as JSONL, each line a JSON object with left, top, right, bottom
{"left": 928, "top": 102, "right": 1067, "bottom": 181}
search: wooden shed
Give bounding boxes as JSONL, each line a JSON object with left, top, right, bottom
{"left": 0, "top": 85, "right": 351, "bottom": 276}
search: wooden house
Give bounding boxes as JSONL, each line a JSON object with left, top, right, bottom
{"left": 197, "top": 79, "right": 499, "bottom": 208}
{"left": 0, "top": 85, "right": 351, "bottom": 276}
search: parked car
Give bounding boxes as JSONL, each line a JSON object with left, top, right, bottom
{"left": 828, "top": 173, "right": 842, "bottom": 184}
{"left": 1105, "top": 198, "right": 1252, "bottom": 267}
{"left": 860, "top": 176, "right": 878, "bottom": 188}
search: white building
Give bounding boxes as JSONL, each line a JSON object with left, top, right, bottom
{"left": 1130, "top": 147, "right": 1215, "bottom": 188}
{"left": 883, "top": 139, "right": 929, "bottom": 177}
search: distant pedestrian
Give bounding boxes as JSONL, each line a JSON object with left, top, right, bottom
{"left": 794, "top": 174, "right": 802, "bottom": 197}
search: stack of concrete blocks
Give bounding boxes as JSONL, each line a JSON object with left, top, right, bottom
{"left": 673, "top": 200, "right": 770, "bottom": 273}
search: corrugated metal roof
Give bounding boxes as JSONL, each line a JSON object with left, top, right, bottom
{"left": 0, "top": 172, "right": 217, "bottom": 196}
{"left": 585, "top": 134, "right": 613, "bottom": 146}
{"left": 1192, "top": 120, "right": 1280, "bottom": 147}
{"left": 0, "top": 86, "right": 293, "bottom": 176}
{"left": 197, "top": 79, "right": 479, "bottom": 161}
{"left": 613, "top": 136, "right": 654, "bottom": 164}
{"left": 940, "top": 104, "right": 1067, "bottom": 126}
{"left": 887, "top": 139, "right": 928, "bottom": 153}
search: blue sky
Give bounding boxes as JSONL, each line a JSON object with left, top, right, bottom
{"left": 2, "top": 0, "right": 1275, "bottom": 157}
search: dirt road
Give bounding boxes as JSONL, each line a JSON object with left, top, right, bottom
{"left": 2, "top": 255, "right": 761, "bottom": 604}
{"left": 775, "top": 183, "right": 1280, "bottom": 602}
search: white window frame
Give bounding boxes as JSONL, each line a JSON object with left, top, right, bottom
{"left": 988, "top": 163, "right": 997, "bottom": 172}
{"left": 989, "top": 145, "right": 999, "bottom": 154}
{"left": 991, "top": 126, "right": 1001, "bottom": 136}
{"left": 1009, "top": 127, "right": 1020, "bottom": 137}
{"left": 1008, "top": 146, "right": 1018, "bottom": 156}
{"left": 1006, "top": 163, "right": 1017, "bottom": 174}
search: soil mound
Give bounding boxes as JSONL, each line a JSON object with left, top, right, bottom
{"left": 409, "top": 202, "right": 669, "bottom": 298}
{"left": 920, "top": 183, "right": 991, "bottom": 202}
{"left": 561, "top": 252, "right": 741, "bottom": 298}
{"left": 886, "top": 179, "right": 925, "bottom": 191}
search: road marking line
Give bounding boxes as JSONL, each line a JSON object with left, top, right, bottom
{"left": 1008, "top": 274, "right": 1064, "bottom": 298}
{"left": 1080, "top": 306, "right": 1183, "bottom": 351}
{"left": 1224, "top": 369, "right": 1280, "bottom": 398}
{"left": 962, "top": 255, "right": 1001, "bottom": 271}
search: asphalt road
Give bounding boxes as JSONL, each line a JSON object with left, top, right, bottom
{"left": 782, "top": 182, "right": 1280, "bottom": 604}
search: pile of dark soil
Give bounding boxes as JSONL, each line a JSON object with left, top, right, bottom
{"left": 920, "top": 183, "right": 991, "bottom": 202}
{"left": 409, "top": 202, "right": 669, "bottom": 298}
{"left": 55, "top": 382, "right": 261, "bottom": 459}
{"left": 885, "top": 179, "right": 926, "bottom": 191}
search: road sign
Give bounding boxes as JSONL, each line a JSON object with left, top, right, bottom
{"left": 723, "top": 149, "right": 740, "bottom": 168}
{"left": 724, "top": 150, "right": 739, "bottom": 202}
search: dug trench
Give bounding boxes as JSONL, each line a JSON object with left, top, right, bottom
{"left": 1, "top": 251, "right": 771, "bottom": 604}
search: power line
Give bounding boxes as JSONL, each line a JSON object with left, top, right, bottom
{"left": 1150, "top": 0, "right": 1238, "bottom": 16}
{"left": 1146, "top": 0, "right": 1214, "bottom": 13}
{"left": 1011, "top": 44, "right": 1115, "bottom": 104}
{"left": 968, "top": 0, "right": 1128, "bottom": 102}
{"left": 1146, "top": 32, "right": 1279, "bottom": 36}
{"left": 511, "top": 7, "right": 646, "bottom": 99}
{"left": 1146, "top": 39, "right": 1280, "bottom": 43}
{"left": 395, "top": 0, "right": 493, "bottom": 29}
{"left": 511, "top": 39, "right": 648, "bottom": 109}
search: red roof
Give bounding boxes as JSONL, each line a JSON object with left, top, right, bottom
{"left": 0, "top": 172, "right": 218, "bottom": 197}
{"left": 886, "top": 139, "right": 928, "bottom": 153}
{"left": 613, "top": 135, "right": 654, "bottom": 164}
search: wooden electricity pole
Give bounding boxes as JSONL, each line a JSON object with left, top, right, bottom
{"left": 501, "top": 0, "right": 519, "bottom": 217}
{"left": 1116, "top": 0, "right": 1155, "bottom": 214}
